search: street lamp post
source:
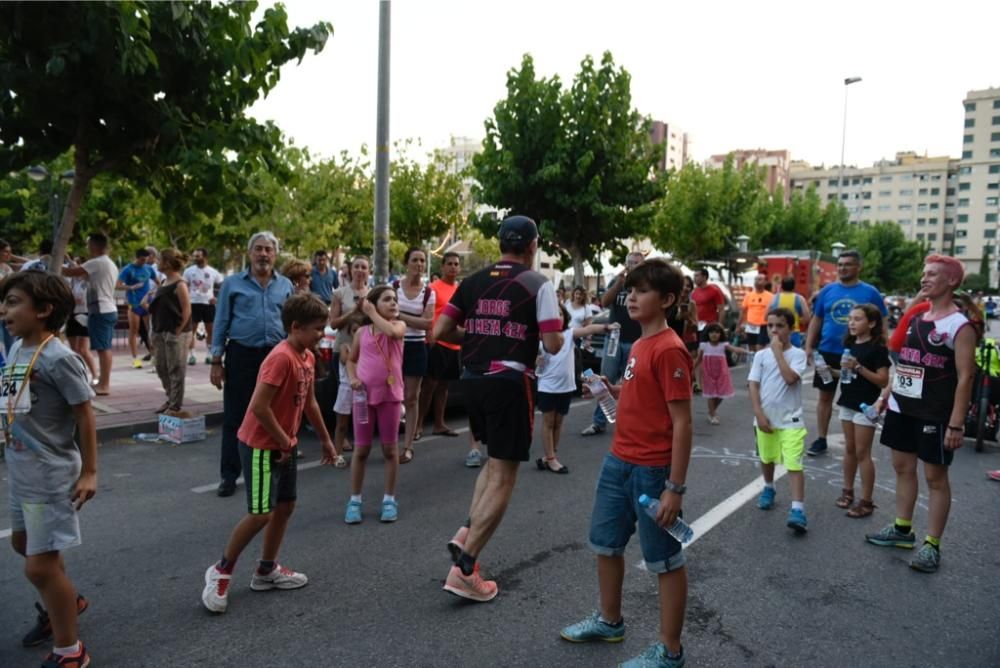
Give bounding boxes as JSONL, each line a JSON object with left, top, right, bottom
{"left": 837, "top": 77, "right": 863, "bottom": 223}
{"left": 26, "top": 165, "right": 75, "bottom": 242}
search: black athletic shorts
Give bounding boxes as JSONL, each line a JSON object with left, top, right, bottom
{"left": 880, "top": 410, "right": 955, "bottom": 466}
{"left": 402, "top": 340, "right": 428, "bottom": 377}
{"left": 239, "top": 441, "right": 298, "bottom": 514}
{"left": 462, "top": 372, "right": 534, "bottom": 462}
{"left": 65, "top": 315, "right": 88, "bottom": 338}
{"left": 536, "top": 391, "right": 572, "bottom": 415}
{"left": 812, "top": 351, "right": 842, "bottom": 392}
{"left": 191, "top": 303, "right": 216, "bottom": 325}
{"left": 427, "top": 344, "right": 461, "bottom": 381}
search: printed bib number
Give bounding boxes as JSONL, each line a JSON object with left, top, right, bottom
{"left": 1, "top": 364, "right": 31, "bottom": 415}
{"left": 892, "top": 364, "right": 924, "bottom": 399}
{"left": 697, "top": 321, "right": 707, "bottom": 332}
{"left": 745, "top": 324, "right": 761, "bottom": 335}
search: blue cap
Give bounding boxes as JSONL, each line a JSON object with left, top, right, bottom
{"left": 498, "top": 215, "right": 538, "bottom": 242}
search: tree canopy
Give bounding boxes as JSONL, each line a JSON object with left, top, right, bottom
{"left": 0, "top": 0, "right": 331, "bottom": 271}
{"left": 472, "top": 52, "right": 661, "bottom": 283}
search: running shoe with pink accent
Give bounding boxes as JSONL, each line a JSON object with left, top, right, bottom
{"left": 202, "top": 565, "right": 232, "bottom": 613}
{"left": 443, "top": 564, "right": 498, "bottom": 602}
{"left": 988, "top": 470, "right": 1000, "bottom": 482}
{"left": 250, "top": 563, "right": 309, "bottom": 591}
{"left": 447, "top": 526, "right": 469, "bottom": 562}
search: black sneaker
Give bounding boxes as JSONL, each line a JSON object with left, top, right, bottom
{"left": 806, "top": 438, "right": 828, "bottom": 457}
{"left": 217, "top": 479, "right": 237, "bottom": 497}
{"left": 22, "top": 595, "right": 88, "bottom": 647}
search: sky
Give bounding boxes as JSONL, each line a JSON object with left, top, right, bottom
{"left": 250, "top": 0, "right": 1000, "bottom": 169}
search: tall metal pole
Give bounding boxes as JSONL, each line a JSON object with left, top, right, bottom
{"left": 373, "top": 0, "right": 391, "bottom": 285}
{"left": 837, "top": 76, "right": 862, "bottom": 223}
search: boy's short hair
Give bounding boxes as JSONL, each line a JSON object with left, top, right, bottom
{"left": 281, "top": 293, "right": 329, "bottom": 333}
{"left": 88, "top": 233, "right": 109, "bottom": 249}
{"left": 781, "top": 276, "right": 796, "bottom": 292}
{"left": 0, "top": 270, "right": 74, "bottom": 331}
{"left": 767, "top": 307, "right": 796, "bottom": 328}
{"left": 625, "top": 257, "right": 683, "bottom": 314}
{"left": 135, "top": 248, "right": 151, "bottom": 259}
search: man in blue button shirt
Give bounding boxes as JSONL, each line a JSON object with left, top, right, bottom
{"left": 804, "top": 250, "right": 886, "bottom": 456}
{"left": 210, "top": 232, "right": 294, "bottom": 496}
{"left": 309, "top": 250, "right": 339, "bottom": 305}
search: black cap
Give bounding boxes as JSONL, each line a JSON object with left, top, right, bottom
{"left": 498, "top": 215, "right": 538, "bottom": 242}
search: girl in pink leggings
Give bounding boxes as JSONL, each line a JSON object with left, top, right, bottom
{"left": 345, "top": 286, "right": 406, "bottom": 524}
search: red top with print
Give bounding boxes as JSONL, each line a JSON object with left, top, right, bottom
{"left": 238, "top": 341, "right": 314, "bottom": 450}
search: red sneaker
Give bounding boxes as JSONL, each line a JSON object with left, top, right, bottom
{"left": 443, "top": 564, "right": 498, "bottom": 602}
{"left": 41, "top": 642, "right": 90, "bottom": 667}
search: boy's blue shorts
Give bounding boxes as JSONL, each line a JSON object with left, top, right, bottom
{"left": 588, "top": 453, "right": 686, "bottom": 574}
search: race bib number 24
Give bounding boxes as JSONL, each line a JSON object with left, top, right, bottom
{"left": 1, "top": 363, "right": 31, "bottom": 415}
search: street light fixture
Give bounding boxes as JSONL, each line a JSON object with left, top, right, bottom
{"left": 831, "top": 241, "right": 846, "bottom": 257}
{"left": 837, "top": 77, "right": 863, "bottom": 223}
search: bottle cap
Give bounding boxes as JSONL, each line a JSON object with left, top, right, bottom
{"left": 638, "top": 494, "right": 651, "bottom": 505}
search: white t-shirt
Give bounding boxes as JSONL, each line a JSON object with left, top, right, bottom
{"left": 396, "top": 282, "right": 435, "bottom": 342}
{"left": 537, "top": 328, "right": 576, "bottom": 394}
{"left": 748, "top": 346, "right": 808, "bottom": 429}
{"left": 82, "top": 255, "right": 118, "bottom": 314}
{"left": 564, "top": 302, "right": 590, "bottom": 330}
{"left": 183, "top": 264, "right": 223, "bottom": 305}
{"left": 71, "top": 277, "right": 88, "bottom": 315}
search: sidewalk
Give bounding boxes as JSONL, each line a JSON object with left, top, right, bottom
{"left": 92, "top": 349, "right": 223, "bottom": 440}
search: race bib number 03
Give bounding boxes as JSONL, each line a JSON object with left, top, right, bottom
{"left": 892, "top": 364, "right": 924, "bottom": 399}
{"left": 1, "top": 363, "right": 31, "bottom": 415}
{"left": 745, "top": 324, "right": 761, "bottom": 335}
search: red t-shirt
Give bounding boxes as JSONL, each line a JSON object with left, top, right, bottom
{"left": 430, "top": 279, "right": 460, "bottom": 351}
{"left": 691, "top": 284, "right": 725, "bottom": 324}
{"left": 889, "top": 301, "right": 930, "bottom": 352}
{"left": 238, "top": 340, "right": 315, "bottom": 450}
{"left": 611, "top": 328, "right": 693, "bottom": 467}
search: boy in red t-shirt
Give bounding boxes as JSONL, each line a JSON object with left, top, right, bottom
{"left": 560, "top": 258, "right": 693, "bottom": 668}
{"left": 202, "top": 294, "right": 339, "bottom": 613}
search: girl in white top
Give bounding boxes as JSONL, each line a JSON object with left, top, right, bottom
{"left": 535, "top": 306, "right": 613, "bottom": 473}
{"left": 394, "top": 248, "right": 435, "bottom": 464}
{"left": 67, "top": 261, "right": 98, "bottom": 380}
{"left": 563, "top": 286, "right": 593, "bottom": 331}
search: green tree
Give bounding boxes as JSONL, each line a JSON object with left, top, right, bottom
{"left": 963, "top": 273, "right": 990, "bottom": 292}
{"left": 651, "top": 157, "right": 773, "bottom": 263}
{"left": 389, "top": 141, "right": 467, "bottom": 250}
{"left": 0, "top": 1, "right": 331, "bottom": 272}
{"left": 756, "top": 184, "right": 853, "bottom": 253}
{"left": 473, "top": 53, "right": 661, "bottom": 283}
{"left": 852, "top": 222, "right": 925, "bottom": 293}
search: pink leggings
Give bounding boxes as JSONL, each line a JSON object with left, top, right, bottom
{"left": 352, "top": 401, "right": 402, "bottom": 448}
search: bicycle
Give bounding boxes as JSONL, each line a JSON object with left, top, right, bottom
{"left": 965, "top": 338, "right": 1000, "bottom": 452}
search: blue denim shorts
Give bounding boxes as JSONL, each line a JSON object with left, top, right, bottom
{"left": 588, "top": 453, "right": 686, "bottom": 573}
{"left": 88, "top": 311, "right": 118, "bottom": 351}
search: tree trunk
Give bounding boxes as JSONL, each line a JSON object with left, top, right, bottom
{"left": 571, "top": 249, "right": 586, "bottom": 288}
{"left": 50, "top": 167, "right": 93, "bottom": 276}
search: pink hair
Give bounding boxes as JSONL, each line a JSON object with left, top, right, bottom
{"left": 925, "top": 254, "right": 965, "bottom": 286}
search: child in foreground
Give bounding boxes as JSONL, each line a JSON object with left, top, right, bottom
{"left": 2, "top": 271, "right": 97, "bottom": 667}
{"left": 749, "top": 308, "right": 810, "bottom": 533}
{"left": 202, "top": 293, "right": 339, "bottom": 614}
{"left": 560, "top": 258, "right": 693, "bottom": 668}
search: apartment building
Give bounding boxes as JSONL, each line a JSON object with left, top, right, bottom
{"left": 650, "top": 120, "right": 690, "bottom": 173}
{"left": 959, "top": 88, "right": 1000, "bottom": 275}
{"left": 708, "top": 149, "right": 791, "bottom": 201}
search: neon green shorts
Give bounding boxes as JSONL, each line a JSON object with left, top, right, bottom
{"left": 756, "top": 427, "right": 807, "bottom": 471}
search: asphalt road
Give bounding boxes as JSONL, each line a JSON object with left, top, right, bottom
{"left": 2, "top": 365, "right": 999, "bottom": 667}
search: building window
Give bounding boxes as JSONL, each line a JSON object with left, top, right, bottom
{"left": 901, "top": 174, "right": 913, "bottom": 181}
{"left": 966, "top": 118, "right": 976, "bottom": 128}
{"left": 930, "top": 203, "right": 940, "bottom": 210}
{"left": 992, "top": 132, "right": 1000, "bottom": 142}
{"left": 987, "top": 197, "right": 999, "bottom": 207}
{"left": 958, "top": 198, "right": 970, "bottom": 207}
{"left": 916, "top": 233, "right": 925, "bottom": 241}
{"left": 947, "top": 187, "right": 956, "bottom": 196}
{"left": 929, "top": 217, "right": 939, "bottom": 224}
{"left": 827, "top": 193, "right": 836, "bottom": 201}
{"left": 990, "top": 165, "right": 1000, "bottom": 174}
{"left": 955, "top": 245, "right": 967, "bottom": 255}
{"left": 944, "top": 233, "right": 954, "bottom": 242}
{"left": 987, "top": 213, "right": 999, "bottom": 223}
{"left": 879, "top": 175, "right": 892, "bottom": 182}
{"left": 945, "top": 217, "right": 953, "bottom": 225}
{"left": 862, "top": 177, "right": 873, "bottom": 184}
{"left": 841, "top": 194, "right": 849, "bottom": 200}
{"left": 918, "top": 188, "right": 928, "bottom": 196}
{"left": 956, "top": 229, "right": 968, "bottom": 238}
{"left": 992, "top": 148, "right": 1000, "bottom": 158}
{"left": 930, "top": 187, "right": 940, "bottom": 196}
{"left": 962, "top": 150, "right": 973, "bottom": 159}
{"left": 932, "top": 174, "right": 943, "bottom": 181}
{"left": 995, "top": 100, "right": 1000, "bottom": 109}
{"left": 916, "top": 218, "right": 926, "bottom": 226}
{"left": 862, "top": 191, "right": 871, "bottom": 200}
{"left": 986, "top": 229, "right": 997, "bottom": 239}
{"left": 899, "top": 204, "right": 912, "bottom": 211}
{"left": 899, "top": 189, "right": 913, "bottom": 196}
{"left": 964, "top": 134, "right": 974, "bottom": 143}
{"left": 959, "top": 182, "right": 971, "bottom": 191}
{"left": 878, "top": 190, "right": 892, "bottom": 197}
{"left": 928, "top": 233, "right": 937, "bottom": 241}
{"left": 851, "top": 177, "right": 860, "bottom": 185}
{"left": 958, "top": 214, "right": 969, "bottom": 223}
{"left": 899, "top": 218, "right": 911, "bottom": 225}
{"left": 966, "top": 102, "right": 977, "bottom": 112}
{"left": 994, "top": 116, "right": 1000, "bottom": 125}
{"left": 827, "top": 179, "right": 838, "bottom": 187}
{"left": 918, "top": 203, "right": 928, "bottom": 211}
{"left": 878, "top": 204, "right": 891, "bottom": 212}
{"left": 862, "top": 205, "right": 871, "bottom": 212}
{"left": 960, "top": 166, "right": 973, "bottom": 175}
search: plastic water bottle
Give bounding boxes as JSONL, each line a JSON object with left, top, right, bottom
{"left": 840, "top": 349, "right": 855, "bottom": 384}
{"left": 637, "top": 494, "right": 694, "bottom": 544}
{"left": 605, "top": 326, "right": 621, "bottom": 358}
{"left": 582, "top": 368, "right": 617, "bottom": 423}
{"left": 859, "top": 402, "right": 883, "bottom": 425}
{"left": 352, "top": 387, "right": 369, "bottom": 425}
{"left": 813, "top": 351, "right": 833, "bottom": 384}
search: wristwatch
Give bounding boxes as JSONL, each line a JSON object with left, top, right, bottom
{"left": 663, "top": 480, "right": 686, "bottom": 495}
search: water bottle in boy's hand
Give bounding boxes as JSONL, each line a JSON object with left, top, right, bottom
{"left": 352, "top": 387, "right": 369, "bottom": 425}
{"left": 582, "top": 369, "right": 617, "bottom": 423}
{"left": 638, "top": 494, "right": 694, "bottom": 544}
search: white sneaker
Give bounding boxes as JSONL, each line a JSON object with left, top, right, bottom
{"left": 202, "top": 564, "right": 231, "bottom": 613}
{"left": 249, "top": 563, "right": 308, "bottom": 591}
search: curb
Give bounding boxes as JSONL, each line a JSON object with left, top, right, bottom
{"left": 97, "top": 410, "right": 225, "bottom": 443}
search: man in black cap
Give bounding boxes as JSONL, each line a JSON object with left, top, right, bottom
{"left": 433, "top": 215, "right": 564, "bottom": 602}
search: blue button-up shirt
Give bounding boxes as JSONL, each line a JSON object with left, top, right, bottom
{"left": 211, "top": 270, "right": 294, "bottom": 358}
{"left": 310, "top": 266, "right": 338, "bottom": 304}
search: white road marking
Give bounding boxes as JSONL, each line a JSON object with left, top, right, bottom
{"left": 0, "top": 528, "right": 11, "bottom": 539}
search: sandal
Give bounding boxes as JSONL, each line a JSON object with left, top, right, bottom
{"left": 846, "top": 499, "right": 876, "bottom": 518}
{"left": 413, "top": 432, "right": 423, "bottom": 442}
{"left": 399, "top": 448, "right": 414, "bottom": 464}
{"left": 433, "top": 428, "right": 460, "bottom": 437}
{"left": 535, "top": 457, "right": 569, "bottom": 474}
{"left": 341, "top": 441, "right": 354, "bottom": 452}
{"left": 834, "top": 489, "right": 855, "bottom": 509}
